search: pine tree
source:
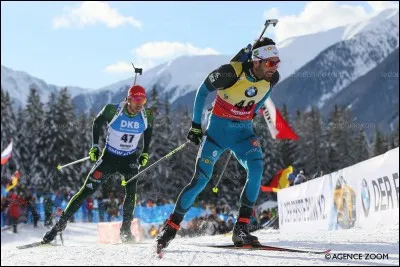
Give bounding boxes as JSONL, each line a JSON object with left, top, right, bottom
{"left": 149, "top": 86, "right": 161, "bottom": 116}
{"left": 136, "top": 87, "right": 177, "bottom": 203}
{"left": 386, "top": 132, "right": 395, "bottom": 151}
{"left": 75, "top": 111, "right": 93, "bottom": 179}
{"left": 277, "top": 104, "right": 297, "bottom": 167}
{"left": 327, "top": 105, "right": 358, "bottom": 171}
{"left": 300, "top": 107, "right": 329, "bottom": 178}
{"left": 166, "top": 105, "right": 196, "bottom": 201}
{"left": 292, "top": 110, "right": 306, "bottom": 172}
{"left": 373, "top": 128, "right": 386, "bottom": 156}
{"left": 34, "top": 88, "right": 80, "bottom": 191}
{"left": 395, "top": 121, "right": 399, "bottom": 148}
{"left": 1, "top": 88, "right": 19, "bottom": 181}
{"left": 326, "top": 106, "right": 341, "bottom": 172}
{"left": 33, "top": 92, "right": 57, "bottom": 189}
{"left": 353, "top": 129, "right": 370, "bottom": 163}
{"left": 15, "top": 87, "right": 45, "bottom": 183}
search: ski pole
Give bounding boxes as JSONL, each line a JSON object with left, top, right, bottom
{"left": 212, "top": 151, "right": 232, "bottom": 193}
{"left": 248, "top": 19, "right": 279, "bottom": 52}
{"left": 56, "top": 156, "right": 90, "bottom": 171}
{"left": 131, "top": 63, "right": 143, "bottom": 85}
{"left": 122, "top": 140, "right": 191, "bottom": 186}
{"left": 256, "top": 19, "right": 278, "bottom": 45}
{"left": 230, "top": 19, "right": 279, "bottom": 62}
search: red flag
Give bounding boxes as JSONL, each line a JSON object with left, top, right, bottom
{"left": 259, "top": 98, "right": 298, "bottom": 140}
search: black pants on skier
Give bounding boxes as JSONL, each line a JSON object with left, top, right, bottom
{"left": 51, "top": 151, "right": 139, "bottom": 235}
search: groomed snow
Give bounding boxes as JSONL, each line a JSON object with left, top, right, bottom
{"left": 1, "top": 222, "right": 398, "bottom": 266}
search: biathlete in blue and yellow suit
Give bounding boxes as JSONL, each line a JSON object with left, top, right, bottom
{"left": 157, "top": 37, "right": 281, "bottom": 250}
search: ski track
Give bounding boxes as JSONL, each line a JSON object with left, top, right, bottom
{"left": 1, "top": 223, "right": 399, "bottom": 266}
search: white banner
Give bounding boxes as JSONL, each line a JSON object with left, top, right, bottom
{"left": 329, "top": 147, "right": 399, "bottom": 230}
{"left": 278, "top": 147, "right": 399, "bottom": 233}
{"left": 278, "top": 174, "right": 333, "bottom": 233}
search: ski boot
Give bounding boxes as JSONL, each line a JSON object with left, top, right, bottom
{"left": 42, "top": 217, "right": 68, "bottom": 244}
{"left": 232, "top": 217, "right": 261, "bottom": 247}
{"left": 156, "top": 215, "right": 181, "bottom": 256}
{"left": 120, "top": 221, "right": 136, "bottom": 244}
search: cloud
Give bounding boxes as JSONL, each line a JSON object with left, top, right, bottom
{"left": 263, "top": 7, "right": 280, "bottom": 20}
{"left": 367, "top": 1, "right": 399, "bottom": 12}
{"left": 132, "top": 41, "right": 220, "bottom": 60}
{"left": 53, "top": 1, "right": 142, "bottom": 29}
{"left": 104, "top": 61, "right": 133, "bottom": 74}
{"left": 264, "top": 1, "right": 398, "bottom": 43}
{"left": 104, "top": 41, "right": 219, "bottom": 74}
{"left": 104, "top": 59, "right": 156, "bottom": 74}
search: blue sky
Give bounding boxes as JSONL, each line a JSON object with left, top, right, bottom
{"left": 1, "top": 1, "right": 397, "bottom": 89}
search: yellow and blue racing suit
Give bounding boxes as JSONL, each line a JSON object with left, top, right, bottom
{"left": 174, "top": 61, "right": 280, "bottom": 215}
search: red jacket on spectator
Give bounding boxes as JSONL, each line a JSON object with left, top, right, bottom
{"left": 9, "top": 193, "right": 22, "bottom": 219}
{"left": 87, "top": 197, "right": 94, "bottom": 211}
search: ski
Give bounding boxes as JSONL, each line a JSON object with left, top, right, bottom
{"left": 16, "top": 241, "right": 62, "bottom": 249}
{"left": 156, "top": 243, "right": 164, "bottom": 258}
{"left": 203, "top": 244, "right": 331, "bottom": 254}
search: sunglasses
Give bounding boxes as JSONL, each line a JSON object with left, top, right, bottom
{"left": 265, "top": 59, "right": 281, "bottom": 67}
{"left": 254, "top": 55, "right": 281, "bottom": 67}
{"left": 128, "top": 96, "right": 147, "bottom": 105}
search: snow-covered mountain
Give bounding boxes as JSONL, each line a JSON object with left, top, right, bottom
{"left": 272, "top": 12, "right": 399, "bottom": 136}
{"left": 1, "top": 65, "right": 90, "bottom": 108}
{"left": 277, "top": 7, "right": 399, "bottom": 81}
{"left": 71, "top": 8, "right": 399, "bottom": 115}
{"left": 320, "top": 48, "right": 399, "bottom": 133}
{"left": 72, "top": 54, "right": 231, "bottom": 114}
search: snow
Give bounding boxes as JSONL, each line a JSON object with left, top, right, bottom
{"left": 2, "top": 222, "right": 398, "bottom": 266}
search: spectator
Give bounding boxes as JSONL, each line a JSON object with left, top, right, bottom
{"left": 259, "top": 210, "right": 270, "bottom": 225}
{"left": 43, "top": 193, "right": 54, "bottom": 227}
{"left": 294, "top": 170, "right": 306, "bottom": 185}
{"left": 107, "top": 196, "right": 118, "bottom": 221}
{"left": 87, "top": 197, "right": 94, "bottom": 222}
{"left": 25, "top": 193, "right": 39, "bottom": 228}
{"left": 97, "top": 195, "right": 105, "bottom": 222}
{"left": 8, "top": 191, "right": 22, "bottom": 233}
{"left": 288, "top": 172, "right": 296, "bottom": 186}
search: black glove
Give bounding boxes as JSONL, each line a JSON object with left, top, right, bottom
{"left": 187, "top": 122, "right": 203, "bottom": 145}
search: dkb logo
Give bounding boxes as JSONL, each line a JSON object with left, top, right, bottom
{"left": 121, "top": 120, "right": 139, "bottom": 129}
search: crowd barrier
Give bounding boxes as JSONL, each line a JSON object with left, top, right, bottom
{"left": 1, "top": 199, "right": 226, "bottom": 227}
{"left": 278, "top": 147, "right": 399, "bottom": 233}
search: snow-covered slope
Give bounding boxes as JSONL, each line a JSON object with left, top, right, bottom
{"left": 273, "top": 9, "right": 399, "bottom": 116}
{"left": 1, "top": 222, "right": 399, "bottom": 265}
{"left": 73, "top": 54, "right": 231, "bottom": 114}
{"left": 95, "top": 54, "right": 231, "bottom": 103}
{"left": 1, "top": 65, "right": 90, "bottom": 108}
{"left": 277, "top": 7, "right": 399, "bottom": 81}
